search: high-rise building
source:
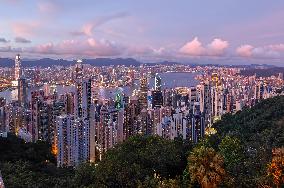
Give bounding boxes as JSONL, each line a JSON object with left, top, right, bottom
{"left": 199, "top": 81, "right": 211, "bottom": 125}
{"left": 75, "top": 79, "right": 92, "bottom": 119}
{"left": 123, "top": 96, "right": 139, "bottom": 139}
{"left": 278, "top": 73, "right": 283, "bottom": 80}
{"left": 18, "top": 77, "right": 27, "bottom": 107}
{"left": 0, "top": 98, "right": 6, "bottom": 133}
{"left": 15, "top": 54, "right": 22, "bottom": 80}
{"left": 154, "top": 73, "right": 162, "bottom": 91}
{"left": 96, "top": 104, "right": 109, "bottom": 155}
{"left": 139, "top": 76, "right": 148, "bottom": 109}
{"left": 72, "top": 60, "right": 95, "bottom": 164}
{"left": 152, "top": 90, "right": 163, "bottom": 108}
{"left": 152, "top": 74, "right": 163, "bottom": 108}
{"left": 191, "top": 102, "right": 205, "bottom": 143}
{"left": 6, "top": 102, "right": 25, "bottom": 135}
{"left": 75, "top": 59, "right": 83, "bottom": 80}
{"left": 31, "top": 90, "right": 51, "bottom": 142}
{"left": 62, "top": 92, "right": 75, "bottom": 115}
{"left": 56, "top": 115, "right": 75, "bottom": 167}
{"left": 74, "top": 118, "right": 93, "bottom": 164}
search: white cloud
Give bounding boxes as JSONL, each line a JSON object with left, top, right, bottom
{"left": 180, "top": 37, "right": 229, "bottom": 56}
{"left": 236, "top": 45, "right": 254, "bottom": 57}
{"left": 179, "top": 37, "right": 205, "bottom": 56}
{"left": 236, "top": 44, "right": 283, "bottom": 58}
{"left": 207, "top": 38, "right": 229, "bottom": 56}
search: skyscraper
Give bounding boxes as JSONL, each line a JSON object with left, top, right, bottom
{"left": 74, "top": 79, "right": 92, "bottom": 119}
{"left": 18, "top": 77, "right": 27, "bottom": 107}
{"left": 56, "top": 114, "right": 75, "bottom": 167}
{"left": 73, "top": 59, "right": 95, "bottom": 164}
{"left": 74, "top": 60, "right": 92, "bottom": 119}
{"left": 152, "top": 73, "right": 163, "bottom": 108}
{"left": 139, "top": 76, "right": 148, "bottom": 109}
{"left": 75, "top": 59, "right": 83, "bottom": 80}
{"left": 0, "top": 98, "right": 6, "bottom": 133}
{"left": 154, "top": 73, "right": 162, "bottom": 91}
{"left": 31, "top": 90, "right": 50, "bottom": 142}
{"left": 15, "top": 54, "right": 22, "bottom": 80}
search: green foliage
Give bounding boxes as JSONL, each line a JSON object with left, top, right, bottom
{"left": 0, "top": 134, "right": 74, "bottom": 188}
{"left": 72, "top": 163, "right": 97, "bottom": 188}
{"left": 92, "top": 135, "right": 192, "bottom": 187}
{"left": 137, "top": 175, "right": 181, "bottom": 188}
{"left": 187, "top": 146, "right": 225, "bottom": 188}
{"left": 212, "top": 96, "right": 284, "bottom": 187}
{"left": 0, "top": 134, "right": 55, "bottom": 164}
{"left": 0, "top": 161, "right": 73, "bottom": 188}
{"left": 218, "top": 136, "right": 243, "bottom": 169}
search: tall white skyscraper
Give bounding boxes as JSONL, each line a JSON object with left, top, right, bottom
{"left": 73, "top": 59, "right": 95, "bottom": 164}
{"left": 15, "top": 54, "right": 22, "bottom": 80}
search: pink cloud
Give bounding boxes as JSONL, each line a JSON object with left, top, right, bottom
{"left": 236, "top": 44, "right": 283, "bottom": 58}
{"left": 236, "top": 45, "right": 254, "bottom": 57}
{"left": 268, "top": 44, "right": 284, "bottom": 52}
{"left": 179, "top": 37, "right": 205, "bottom": 56}
{"left": 180, "top": 37, "right": 228, "bottom": 56}
{"left": 33, "top": 42, "right": 54, "bottom": 54}
{"left": 12, "top": 21, "right": 40, "bottom": 37}
{"left": 207, "top": 38, "right": 229, "bottom": 56}
{"left": 26, "top": 38, "right": 123, "bottom": 57}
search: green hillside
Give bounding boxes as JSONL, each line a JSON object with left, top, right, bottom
{"left": 211, "top": 96, "right": 284, "bottom": 187}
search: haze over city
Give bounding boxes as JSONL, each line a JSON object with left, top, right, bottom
{"left": 0, "top": 0, "right": 284, "bottom": 65}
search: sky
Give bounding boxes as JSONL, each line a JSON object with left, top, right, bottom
{"left": 0, "top": 0, "right": 284, "bottom": 65}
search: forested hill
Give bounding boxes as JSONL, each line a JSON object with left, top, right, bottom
{"left": 213, "top": 96, "right": 284, "bottom": 147}
{"left": 211, "top": 96, "right": 284, "bottom": 187}
{"left": 240, "top": 67, "right": 284, "bottom": 77}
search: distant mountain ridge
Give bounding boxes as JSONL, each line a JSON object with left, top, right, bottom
{"left": 0, "top": 57, "right": 280, "bottom": 68}
{"left": 0, "top": 57, "right": 144, "bottom": 67}
{"left": 240, "top": 67, "right": 284, "bottom": 77}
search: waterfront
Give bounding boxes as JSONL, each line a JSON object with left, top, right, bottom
{"left": 0, "top": 72, "right": 199, "bottom": 102}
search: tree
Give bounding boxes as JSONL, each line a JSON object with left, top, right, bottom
{"left": 73, "top": 163, "right": 97, "bottom": 187}
{"left": 267, "top": 148, "right": 284, "bottom": 187}
{"left": 211, "top": 96, "right": 284, "bottom": 187}
{"left": 0, "top": 135, "right": 73, "bottom": 188}
{"left": 188, "top": 146, "right": 225, "bottom": 188}
{"left": 94, "top": 135, "right": 191, "bottom": 187}
{"left": 219, "top": 136, "right": 243, "bottom": 168}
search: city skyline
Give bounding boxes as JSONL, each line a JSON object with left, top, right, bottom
{"left": 0, "top": 1, "right": 283, "bottom": 187}
{"left": 0, "top": 0, "right": 284, "bottom": 65}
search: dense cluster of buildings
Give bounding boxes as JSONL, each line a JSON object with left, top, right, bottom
{"left": 0, "top": 54, "right": 283, "bottom": 167}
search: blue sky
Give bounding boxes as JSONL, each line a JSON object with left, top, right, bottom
{"left": 0, "top": 0, "right": 284, "bottom": 64}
